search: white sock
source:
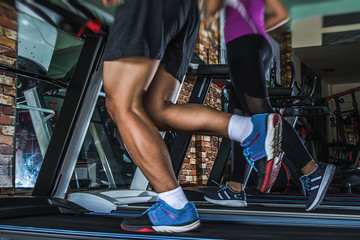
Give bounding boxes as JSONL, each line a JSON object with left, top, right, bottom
{"left": 158, "top": 186, "right": 188, "bottom": 209}
{"left": 228, "top": 115, "right": 253, "bottom": 143}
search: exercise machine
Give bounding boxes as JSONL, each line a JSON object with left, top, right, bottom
{"left": 2, "top": 1, "right": 360, "bottom": 239}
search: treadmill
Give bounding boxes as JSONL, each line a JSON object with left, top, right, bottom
{"left": 2, "top": 1, "right": 360, "bottom": 239}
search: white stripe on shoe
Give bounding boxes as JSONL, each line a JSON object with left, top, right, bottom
{"left": 224, "top": 191, "right": 231, "bottom": 199}
{"left": 311, "top": 185, "right": 319, "bottom": 191}
{"left": 218, "top": 193, "right": 224, "bottom": 200}
{"left": 311, "top": 176, "right": 322, "bottom": 182}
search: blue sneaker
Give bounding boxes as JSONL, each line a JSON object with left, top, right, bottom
{"left": 241, "top": 113, "right": 282, "bottom": 193}
{"left": 300, "top": 162, "right": 336, "bottom": 211}
{"left": 204, "top": 182, "right": 247, "bottom": 207}
{"left": 121, "top": 199, "right": 200, "bottom": 233}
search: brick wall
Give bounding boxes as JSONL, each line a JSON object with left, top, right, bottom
{"left": 178, "top": 82, "right": 224, "bottom": 186}
{"left": 178, "top": 1, "right": 223, "bottom": 186}
{"left": 0, "top": 0, "right": 17, "bottom": 194}
{"left": 177, "top": 77, "right": 197, "bottom": 185}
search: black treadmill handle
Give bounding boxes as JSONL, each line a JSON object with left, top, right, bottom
{"left": 188, "top": 64, "right": 230, "bottom": 79}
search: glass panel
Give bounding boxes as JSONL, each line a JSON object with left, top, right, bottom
{"left": 17, "top": 12, "right": 83, "bottom": 78}
{"left": 15, "top": 11, "right": 84, "bottom": 189}
{"left": 68, "top": 96, "right": 137, "bottom": 191}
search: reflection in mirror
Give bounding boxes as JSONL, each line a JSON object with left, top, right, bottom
{"left": 69, "top": 97, "right": 137, "bottom": 191}
{"left": 15, "top": 10, "right": 83, "bottom": 188}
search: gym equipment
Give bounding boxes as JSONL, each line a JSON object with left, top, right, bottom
{"left": 325, "top": 87, "right": 360, "bottom": 194}
{"left": 1, "top": 1, "right": 360, "bottom": 239}
{"left": 191, "top": 61, "right": 331, "bottom": 193}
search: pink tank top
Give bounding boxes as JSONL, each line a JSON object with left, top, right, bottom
{"left": 224, "top": 0, "right": 269, "bottom": 44}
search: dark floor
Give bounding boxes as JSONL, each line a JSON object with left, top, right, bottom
{"left": 1, "top": 213, "right": 360, "bottom": 240}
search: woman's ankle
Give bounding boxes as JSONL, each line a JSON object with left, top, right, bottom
{"left": 228, "top": 181, "right": 243, "bottom": 192}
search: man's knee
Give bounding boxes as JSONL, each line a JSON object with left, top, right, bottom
{"left": 144, "top": 97, "right": 171, "bottom": 129}
{"left": 144, "top": 98, "right": 163, "bottom": 122}
{"left": 105, "top": 97, "right": 118, "bottom": 121}
{"left": 105, "top": 97, "right": 132, "bottom": 124}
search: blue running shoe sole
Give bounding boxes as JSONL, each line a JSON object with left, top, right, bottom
{"left": 259, "top": 113, "right": 283, "bottom": 193}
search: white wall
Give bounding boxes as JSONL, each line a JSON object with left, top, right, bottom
{"left": 292, "top": 14, "right": 360, "bottom": 144}
{"left": 292, "top": 17, "right": 322, "bottom": 48}
{"left": 292, "top": 17, "right": 360, "bottom": 48}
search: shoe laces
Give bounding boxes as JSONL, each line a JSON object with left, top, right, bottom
{"left": 143, "top": 201, "right": 161, "bottom": 215}
{"left": 243, "top": 149, "right": 258, "bottom": 172}
{"left": 300, "top": 176, "right": 310, "bottom": 196}
{"left": 211, "top": 180, "right": 227, "bottom": 193}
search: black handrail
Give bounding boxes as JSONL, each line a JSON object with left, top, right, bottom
{"left": 0, "top": 64, "right": 68, "bottom": 89}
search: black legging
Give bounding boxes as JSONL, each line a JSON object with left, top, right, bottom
{"left": 226, "top": 34, "right": 312, "bottom": 183}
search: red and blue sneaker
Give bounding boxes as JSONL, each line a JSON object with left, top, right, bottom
{"left": 121, "top": 199, "right": 200, "bottom": 233}
{"left": 241, "top": 113, "right": 283, "bottom": 193}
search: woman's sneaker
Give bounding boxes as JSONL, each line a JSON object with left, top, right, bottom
{"left": 204, "top": 182, "right": 247, "bottom": 207}
{"left": 300, "top": 162, "right": 336, "bottom": 211}
{"left": 241, "top": 113, "right": 283, "bottom": 193}
{"left": 121, "top": 199, "right": 200, "bottom": 233}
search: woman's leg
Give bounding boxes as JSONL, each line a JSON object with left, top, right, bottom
{"left": 227, "top": 35, "right": 315, "bottom": 190}
{"left": 227, "top": 35, "right": 335, "bottom": 211}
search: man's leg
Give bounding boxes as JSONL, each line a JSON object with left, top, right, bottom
{"left": 145, "top": 63, "right": 282, "bottom": 183}
{"left": 144, "top": 64, "right": 234, "bottom": 136}
{"left": 103, "top": 58, "right": 264, "bottom": 183}
{"left": 104, "top": 58, "right": 281, "bottom": 232}
{"left": 104, "top": 58, "right": 241, "bottom": 194}
{"left": 105, "top": 58, "right": 236, "bottom": 233}
{"left": 145, "top": 63, "right": 281, "bottom": 198}
{"left": 103, "top": 57, "right": 179, "bottom": 193}
{"left": 105, "top": 59, "right": 248, "bottom": 191}
{"left": 104, "top": 58, "right": 201, "bottom": 233}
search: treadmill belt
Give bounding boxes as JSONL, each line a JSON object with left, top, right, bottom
{"left": 1, "top": 213, "right": 360, "bottom": 239}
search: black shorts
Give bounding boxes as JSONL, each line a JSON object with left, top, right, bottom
{"left": 103, "top": 0, "right": 200, "bottom": 82}
{"left": 226, "top": 34, "right": 272, "bottom": 112}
